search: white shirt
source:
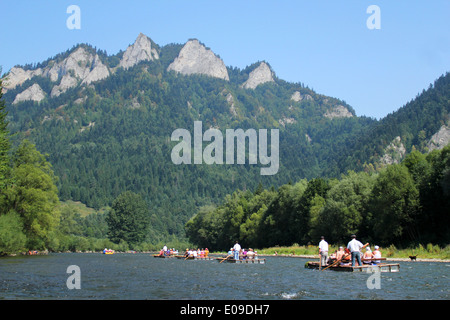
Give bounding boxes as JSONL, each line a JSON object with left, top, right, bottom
{"left": 233, "top": 243, "right": 241, "bottom": 252}
{"left": 319, "top": 240, "right": 328, "bottom": 252}
{"left": 347, "top": 239, "right": 364, "bottom": 252}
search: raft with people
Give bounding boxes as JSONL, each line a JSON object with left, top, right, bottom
{"left": 218, "top": 257, "right": 266, "bottom": 264}
{"left": 308, "top": 235, "right": 400, "bottom": 272}
{"left": 305, "top": 261, "right": 400, "bottom": 272}
{"left": 177, "top": 255, "right": 216, "bottom": 260}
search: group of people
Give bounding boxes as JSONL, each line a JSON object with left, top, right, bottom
{"left": 157, "top": 245, "right": 179, "bottom": 257}
{"left": 319, "top": 235, "right": 382, "bottom": 267}
{"left": 184, "top": 248, "right": 210, "bottom": 258}
{"left": 226, "top": 241, "right": 258, "bottom": 260}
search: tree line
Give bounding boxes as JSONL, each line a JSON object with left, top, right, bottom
{"left": 185, "top": 146, "right": 450, "bottom": 250}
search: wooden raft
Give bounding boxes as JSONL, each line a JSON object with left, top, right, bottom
{"left": 218, "top": 258, "right": 266, "bottom": 264}
{"left": 305, "top": 261, "right": 400, "bottom": 272}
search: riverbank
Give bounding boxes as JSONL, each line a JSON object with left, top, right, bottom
{"left": 257, "top": 253, "right": 450, "bottom": 263}
{"left": 255, "top": 244, "right": 450, "bottom": 262}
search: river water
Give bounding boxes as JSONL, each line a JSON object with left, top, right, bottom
{"left": 0, "top": 253, "right": 448, "bottom": 300}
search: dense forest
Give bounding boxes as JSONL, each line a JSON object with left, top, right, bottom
{"left": 1, "top": 38, "right": 449, "bottom": 253}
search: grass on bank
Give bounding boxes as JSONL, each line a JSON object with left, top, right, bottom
{"left": 254, "top": 243, "right": 450, "bottom": 260}
{"left": 253, "top": 243, "right": 450, "bottom": 260}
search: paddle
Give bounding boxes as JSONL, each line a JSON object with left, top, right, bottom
{"left": 219, "top": 255, "right": 232, "bottom": 263}
{"left": 322, "top": 243, "right": 369, "bottom": 271}
{"left": 321, "top": 252, "right": 351, "bottom": 271}
{"left": 318, "top": 251, "right": 322, "bottom": 271}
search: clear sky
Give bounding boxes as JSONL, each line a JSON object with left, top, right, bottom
{"left": 1, "top": 0, "right": 449, "bottom": 119}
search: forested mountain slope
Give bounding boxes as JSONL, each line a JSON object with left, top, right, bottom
{"left": 2, "top": 33, "right": 448, "bottom": 241}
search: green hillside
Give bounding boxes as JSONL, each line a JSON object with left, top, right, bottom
{"left": 2, "top": 36, "right": 449, "bottom": 246}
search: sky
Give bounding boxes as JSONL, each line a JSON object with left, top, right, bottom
{"left": 0, "top": 0, "right": 449, "bottom": 119}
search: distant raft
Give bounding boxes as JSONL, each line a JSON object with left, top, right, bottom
{"left": 218, "top": 258, "right": 266, "bottom": 264}
{"left": 177, "top": 256, "right": 215, "bottom": 260}
{"left": 153, "top": 254, "right": 176, "bottom": 258}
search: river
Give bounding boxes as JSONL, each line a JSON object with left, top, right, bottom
{"left": 0, "top": 253, "right": 448, "bottom": 300}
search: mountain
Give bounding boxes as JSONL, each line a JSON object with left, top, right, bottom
{"left": 2, "top": 33, "right": 449, "bottom": 241}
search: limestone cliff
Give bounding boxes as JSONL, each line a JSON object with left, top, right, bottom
{"left": 119, "top": 33, "right": 159, "bottom": 69}
{"left": 2, "top": 67, "right": 43, "bottom": 92}
{"left": 324, "top": 105, "right": 354, "bottom": 119}
{"left": 12, "top": 83, "right": 45, "bottom": 104}
{"left": 379, "top": 136, "right": 406, "bottom": 165}
{"left": 242, "top": 62, "right": 274, "bottom": 89}
{"left": 47, "top": 48, "right": 110, "bottom": 97}
{"left": 167, "top": 40, "right": 229, "bottom": 81}
{"left": 427, "top": 122, "right": 450, "bottom": 151}
{"left": 5, "top": 47, "right": 111, "bottom": 99}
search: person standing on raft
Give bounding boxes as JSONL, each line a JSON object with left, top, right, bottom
{"left": 347, "top": 234, "right": 369, "bottom": 266}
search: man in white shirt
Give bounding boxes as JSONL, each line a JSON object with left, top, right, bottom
{"left": 233, "top": 241, "right": 241, "bottom": 260}
{"left": 347, "top": 234, "right": 368, "bottom": 266}
{"left": 318, "top": 236, "right": 328, "bottom": 266}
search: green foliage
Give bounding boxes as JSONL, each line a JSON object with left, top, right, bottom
{"left": 0, "top": 76, "right": 10, "bottom": 193}
{"left": 106, "top": 191, "right": 151, "bottom": 245}
{"left": 4, "top": 140, "right": 60, "bottom": 249}
{"left": 367, "top": 164, "right": 420, "bottom": 244}
{"left": 186, "top": 147, "right": 450, "bottom": 249}
{"left": 0, "top": 211, "right": 27, "bottom": 254}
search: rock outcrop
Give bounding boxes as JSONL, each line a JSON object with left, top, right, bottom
{"left": 48, "top": 48, "right": 110, "bottom": 97}
{"left": 427, "top": 122, "right": 450, "bottom": 151}
{"left": 13, "top": 83, "right": 45, "bottom": 104}
{"left": 324, "top": 105, "right": 353, "bottom": 119}
{"left": 242, "top": 62, "right": 274, "bottom": 89}
{"left": 2, "top": 67, "right": 43, "bottom": 92}
{"left": 119, "top": 33, "right": 159, "bottom": 69}
{"left": 167, "top": 40, "right": 229, "bottom": 81}
{"left": 5, "top": 47, "right": 111, "bottom": 99}
{"left": 379, "top": 136, "right": 406, "bottom": 165}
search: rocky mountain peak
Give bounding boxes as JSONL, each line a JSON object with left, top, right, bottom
{"left": 242, "top": 62, "right": 274, "bottom": 89}
{"left": 119, "top": 33, "right": 159, "bottom": 69}
{"left": 48, "top": 47, "right": 110, "bottom": 97}
{"left": 167, "top": 39, "right": 229, "bottom": 81}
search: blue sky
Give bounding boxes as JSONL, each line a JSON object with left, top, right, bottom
{"left": 1, "top": 0, "right": 449, "bottom": 119}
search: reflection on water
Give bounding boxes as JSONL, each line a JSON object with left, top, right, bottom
{"left": 0, "top": 253, "right": 448, "bottom": 300}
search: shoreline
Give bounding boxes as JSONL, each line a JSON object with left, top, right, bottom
{"left": 3, "top": 251, "right": 449, "bottom": 263}
{"left": 259, "top": 253, "right": 450, "bottom": 263}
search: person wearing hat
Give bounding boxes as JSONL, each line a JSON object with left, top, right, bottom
{"left": 372, "top": 245, "right": 382, "bottom": 265}
{"left": 363, "top": 246, "right": 373, "bottom": 264}
{"left": 347, "top": 234, "right": 369, "bottom": 267}
{"left": 247, "top": 248, "right": 255, "bottom": 260}
{"left": 318, "top": 236, "right": 329, "bottom": 267}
